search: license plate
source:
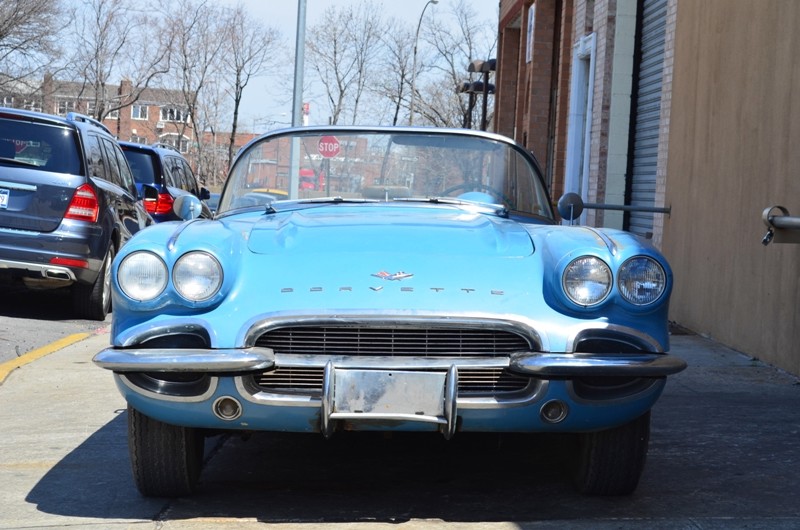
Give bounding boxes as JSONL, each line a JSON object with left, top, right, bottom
{"left": 333, "top": 369, "right": 446, "bottom": 417}
{"left": 0, "top": 188, "right": 8, "bottom": 209}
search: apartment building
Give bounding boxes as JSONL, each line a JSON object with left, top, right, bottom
{"left": 1, "top": 76, "right": 256, "bottom": 187}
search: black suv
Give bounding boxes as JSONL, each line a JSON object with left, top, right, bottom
{"left": 119, "top": 141, "right": 211, "bottom": 222}
{"left": 0, "top": 107, "right": 152, "bottom": 320}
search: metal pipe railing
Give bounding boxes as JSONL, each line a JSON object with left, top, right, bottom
{"left": 762, "top": 205, "right": 800, "bottom": 245}
{"left": 584, "top": 203, "right": 672, "bottom": 215}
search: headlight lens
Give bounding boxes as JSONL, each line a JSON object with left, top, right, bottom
{"left": 563, "top": 256, "right": 612, "bottom": 306}
{"left": 118, "top": 251, "right": 168, "bottom": 301}
{"left": 173, "top": 251, "right": 222, "bottom": 301}
{"left": 618, "top": 256, "right": 667, "bottom": 305}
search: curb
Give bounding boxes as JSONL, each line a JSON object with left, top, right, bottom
{"left": 0, "top": 332, "right": 91, "bottom": 384}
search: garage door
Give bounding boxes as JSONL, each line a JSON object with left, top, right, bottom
{"left": 626, "top": 0, "right": 667, "bottom": 238}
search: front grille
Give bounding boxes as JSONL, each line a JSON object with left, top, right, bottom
{"left": 255, "top": 326, "right": 531, "bottom": 357}
{"left": 252, "top": 367, "right": 530, "bottom": 396}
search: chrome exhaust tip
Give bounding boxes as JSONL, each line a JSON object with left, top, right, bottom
{"left": 540, "top": 399, "right": 569, "bottom": 424}
{"left": 213, "top": 396, "right": 242, "bottom": 421}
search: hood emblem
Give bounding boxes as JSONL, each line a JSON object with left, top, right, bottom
{"left": 372, "top": 271, "right": 414, "bottom": 281}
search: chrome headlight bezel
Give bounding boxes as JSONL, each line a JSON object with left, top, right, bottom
{"left": 172, "top": 251, "right": 223, "bottom": 302}
{"left": 117, "top": 251, "right": 168, "bottom": 301}
{"left": 562, "top": 256, "right": 613, "bottom": 307}
{"left": 617, "top": 256, "right": 667, "bottom": 306}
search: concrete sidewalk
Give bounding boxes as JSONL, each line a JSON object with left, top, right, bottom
{"left": 0, "top": 331, "right": 799, "bottom": 529}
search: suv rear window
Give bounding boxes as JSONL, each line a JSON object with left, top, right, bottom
{"left": 0, "top": 118, "right": 82, "bottom": 175}
{"left": 124, "top": 149, "right": 157, "bottom": 185}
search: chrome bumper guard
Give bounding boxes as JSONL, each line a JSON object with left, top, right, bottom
{"left": 510, "top": 352, "right": 687, "bottom": 377}
{"left": 93, "top": 347, "right": 275, "bottom": 372}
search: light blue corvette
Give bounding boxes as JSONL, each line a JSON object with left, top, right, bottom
{"left": 94, "top": 126, "right": 686, "bottom": 497}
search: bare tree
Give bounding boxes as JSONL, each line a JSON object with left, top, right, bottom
{"left": 306, "top": 1, "right": 385, "bottom": 125}
{"left": 221, "top": 3, "right": 282, "bottom": 167}
{"left": 373, "top": 18, "right": 415, "bottom": 126}
{"left": 192, "top": 77, "right": 229, "bottom": 188}
{"left": 66, "top": 0, "right": 171, "bottom": 122}
{"left": 0, "top": 0, "right": 64, "bottom": 92}
{"left": 415, "top": 0, "right": 497, "bottom": 128}
{"left": 165, "top": 0, "right": 226, "bottom": 154}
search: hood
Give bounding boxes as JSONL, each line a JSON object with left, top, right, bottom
{"left": 245, "top": 205, "right": 535, "bottom": 258}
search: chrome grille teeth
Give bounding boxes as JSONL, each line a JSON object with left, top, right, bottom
{"left": 255, "top": 326, "right": 530, "bottom": 357}
{"left": 253, "top": 367, "right": 530, "bottom": 396}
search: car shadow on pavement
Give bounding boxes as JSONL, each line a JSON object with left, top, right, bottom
{"left": 27, "top": 411, "right": 594, "bottom": 523}
{"left": 3, "top": 287, "right": 78, "bottom": 321}
{"left": 25, "top": 336, "right": 800, "bottom": 525}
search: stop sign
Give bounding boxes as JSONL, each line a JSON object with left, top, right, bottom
{"left": 318, "top": 136, "right": 340, "bottom": 158}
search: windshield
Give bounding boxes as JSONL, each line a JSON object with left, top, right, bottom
{"left": 219, "top": 128, "right": 553, "bottom": 220}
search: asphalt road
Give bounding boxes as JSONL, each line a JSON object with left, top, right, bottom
{"left": 0, "top": 287, "right": 110, "bottom": 364}
{"left": 1, "top": 331, "right": 800, "bottom": 529}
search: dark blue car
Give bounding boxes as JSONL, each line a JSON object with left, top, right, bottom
{"left": 119, "top": 141, "right": 211, "bottom": 222}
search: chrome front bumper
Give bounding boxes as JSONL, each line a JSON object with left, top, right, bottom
{"left": 93, "top": 347, "right": 686, "bottom": 377}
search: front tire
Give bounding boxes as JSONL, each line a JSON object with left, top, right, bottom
{"left": 573, "top": 411, "right": 651, "bottom": 495}
{"left": 72, "top": 245, "right": 114, "bottom": 320}
{"left": 128, "top": 405, "right": 204, "bottom": 497}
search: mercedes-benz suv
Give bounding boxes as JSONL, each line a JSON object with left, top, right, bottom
{"left": 0, "top": 107, "right": 152, "bottom": 320}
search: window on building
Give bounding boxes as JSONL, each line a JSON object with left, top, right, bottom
{"left": 2, "top": 96, "right": 14, "bottom": 107}
{"left": 56, "top": 100, "right": 76, "bottom": 116}
{"left": 132, "top": 105, "right": 148, "bottom": 120}
{"left": 87, "top": 101, "right": 97, "bottom": 118}
{"left": 160, "top": 106, "right": 188, "bottom": 123}
{"left": 107, "top": 108, "right": 119, "bottom": 119}
{"left": 23, "top": 100, "right": 42, "bottom": 112}
{"left": 130, "top": 134, "right": 147, "bottom": 144}
{"left": 159, "top": 133, "right": 190, "bottom": 153}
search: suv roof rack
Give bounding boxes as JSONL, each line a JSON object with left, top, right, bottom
{"left": 151, "top": 142, "right": 180, "bottom": 153}
{"left": 66, "top": 112, "right": 112, "bottom": 135}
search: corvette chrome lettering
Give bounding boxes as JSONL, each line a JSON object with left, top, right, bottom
{"left": 372, "top": 271, "right": 414, "bottom": 281}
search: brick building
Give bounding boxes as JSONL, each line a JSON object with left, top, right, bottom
{"left": 0, "top": 76, "right": 256, "bottom": 188}
{"left": 495, "top": 0, "right": 800, "bottom": 377}
{"left": 496, "top": 0, "right": 673, "bottom": 242}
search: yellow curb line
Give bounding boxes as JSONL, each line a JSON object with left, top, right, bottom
{"left": 0, "top": 332, "right": 90, "bottom": 384}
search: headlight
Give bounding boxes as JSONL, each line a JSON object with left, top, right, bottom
{"left": 618, "top": 256, "right": 666, "bottom": 305}
{"left": 173, "top": 251, "right": 222, "bottom": 301}
{"left": 563, "top": 256, "right": 612, "bottom": 306}
{"left": 118, "top": 251, "right": 168, "bottom": 301}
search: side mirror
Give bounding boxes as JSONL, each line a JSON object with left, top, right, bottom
{"left": 173, "top": 195, "right": 203, "bottom": 220}
{"left": 557, "top": 192, "right": 584, "bottom": 222}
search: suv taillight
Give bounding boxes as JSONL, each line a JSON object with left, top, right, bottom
{"left": 144, "top": 192, "right": 174, "bottom": 215}
{"left": 65, "top": 184, "right": 99, "bottom": 222}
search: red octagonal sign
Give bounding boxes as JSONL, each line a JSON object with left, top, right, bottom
{"left": 318, "top": 135, "right": 340, "bottom": 158}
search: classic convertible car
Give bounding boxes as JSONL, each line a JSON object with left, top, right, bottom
{"left": 94, "top": 126, "right": 686, "bottom": 497}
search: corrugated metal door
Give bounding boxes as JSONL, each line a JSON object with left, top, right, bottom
{"left": 626, "top": 0, "right": 667, "bottom": 238}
